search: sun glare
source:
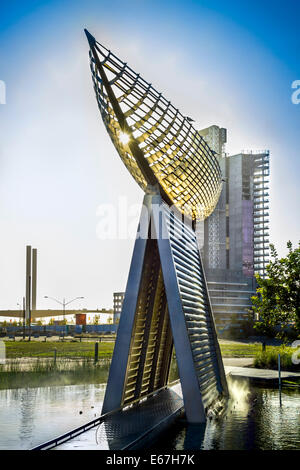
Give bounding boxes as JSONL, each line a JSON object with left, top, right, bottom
{"left": 119, "top": 132, "right": 130, "bottom": 145}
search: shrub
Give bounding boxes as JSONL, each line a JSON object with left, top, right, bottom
{"left": 254, "top": 345, "right": 299, "bottom": 372}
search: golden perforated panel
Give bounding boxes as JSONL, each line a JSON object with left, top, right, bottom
{"left": 121, "top": 238, "right": 173, "bottom": 406}
{"left": 88, "top": 37, "right": 222, "bottom": 220}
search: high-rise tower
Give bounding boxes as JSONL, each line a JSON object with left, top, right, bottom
{"left": 199, "top": 125, "right": 270, "bottom": 329}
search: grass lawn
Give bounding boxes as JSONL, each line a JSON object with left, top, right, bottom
{"left": 219, "top": 342, "right": 262, "bottom": 357}
{"left": 4, "top": 340, "right": 115, "bottom": 358}
{"left": 3, "top": 339, "right": 264, "bottom": 359}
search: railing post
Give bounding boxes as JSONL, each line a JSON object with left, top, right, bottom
{"left": 94, "top": 342, "right": 99, "bottom": 364}
{"left": 278, "top": 353, "right": 282, "bottom": 406}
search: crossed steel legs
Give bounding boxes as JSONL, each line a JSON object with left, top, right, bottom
{"left": 102, "top": 191, "right": 227, "bottom": 423}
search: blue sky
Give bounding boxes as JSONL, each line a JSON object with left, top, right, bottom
{"left": 0, "top": 0, "right": 299, "bottom": 310}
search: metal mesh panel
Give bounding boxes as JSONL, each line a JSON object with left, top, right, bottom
{"left": 163, "top": 203, "right": 224, "bottom": 407}
{"left": 86, "top": 33, "right": 222, "bottom": 220}
{"left": 116, "top": 205, "right": 225, "bottom": 411}
{"left": 122, "top": 237, "right": 173, "bottom": 406}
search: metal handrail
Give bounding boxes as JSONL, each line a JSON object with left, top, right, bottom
{"left": 31, "top": 412, "right": 111, "bottom": 450}
{"left": 30, "top": 383, "right": 179, "bottom": 450}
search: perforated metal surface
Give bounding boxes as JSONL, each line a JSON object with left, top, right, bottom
{"left": 86, "top": 30, "right": 222, "bottom": 220}
{"left": 53, "top": 385, "right": 183, "bottom": 450}
{"left": 85, "top": 30, "right": 227, "bottom": 423}
{"left": 120, "top": 205, "right": 226, "bottom": 410}
{"left": 122, "top": 238, "right": 173, "bottom": 406}
{"left": 101, "top": 192, "right": 227, "bottom": 423}
{"left": 163, "top": 203, "right": 225, "bottom": 407}
{"left": 97, "top": 387, "right": 182, "bottom": 449}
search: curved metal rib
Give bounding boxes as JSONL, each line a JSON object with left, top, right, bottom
{"left": 85, "top": 29, "right": 222, "bottom": 220}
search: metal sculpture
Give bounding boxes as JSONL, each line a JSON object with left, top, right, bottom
{"left": 85, "top": 29, "right": 222, "bottom": 221}
{"left": 85, "top": 29, "right": 228, "bottom": 423}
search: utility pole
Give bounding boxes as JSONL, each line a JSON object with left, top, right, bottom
{"left": 23, "top": 296, "right": 25, "bottom": 340}
{"left": 25, "top": 245, "right": 36, "bottom": 340}
{"left": 32, "top": 248, "right": 37, "bottom": 311}
{"left": 28, "top": 275, "right": 31, "bottom": 341}
{"left": 63, "top": 298, "right": 66, "bottom": 323}
{"left": 25, "top": 245, "right": 31, "bottom": 325}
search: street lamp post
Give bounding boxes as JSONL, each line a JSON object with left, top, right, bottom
{"left": 44, "top": 296, "right": 84, "bottom": 325}
{"left": 17, "top": 296, "right": 26, "bottom": 340}
{"left": 18, "top": 297, "right": 26, "bottom": 339}
{"left": 23, "top": 296, "right": 25, "bottom": 339}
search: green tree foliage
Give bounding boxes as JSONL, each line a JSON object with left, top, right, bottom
{"left": 221, "top": 312, "right": 255, "bottom": 339}
{"left": 252, "top": 241, "right": 300, "bottom": 338}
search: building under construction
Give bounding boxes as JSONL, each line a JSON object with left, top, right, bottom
{"left": 198, "top": 126, "right": 270, "bottom": 329}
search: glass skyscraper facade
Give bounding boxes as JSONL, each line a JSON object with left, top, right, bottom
{"left": 198, "top": 126, "right": 270, "bottom": 329}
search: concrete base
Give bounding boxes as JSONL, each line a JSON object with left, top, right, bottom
{"left": 225, "top": 366, "right": 300, "bottom": 385}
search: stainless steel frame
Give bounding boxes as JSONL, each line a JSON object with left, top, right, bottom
{"left": 85, "top": 30, "right": 228, "bottom": 423}
{"left": 102, "top": 191, "right": 228, "bottom": 423}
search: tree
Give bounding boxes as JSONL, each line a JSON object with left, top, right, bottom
{"left": 252, "top": 241, "right": 300, "bottom": 338}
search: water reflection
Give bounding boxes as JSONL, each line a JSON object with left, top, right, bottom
{"left": 154, "top": 383, "right": 300, "bottom": 450}
{"left": 19, "top": 389, "right": 37, "bottom": 445}
{"left": 0, "top": 371, "right": 299, "bottom": 450}
{"left": 0, "top": 384, "right": 106, "bottom": 449}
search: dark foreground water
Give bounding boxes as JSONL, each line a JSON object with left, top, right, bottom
{"left": 0, "top": 380, "right": 299, "bottom": 450}
{"left": 0, "top": 384, "right": 106, "bottom": 449}
{"left": 154, "top": 381, "right": 300, "bottom": 450}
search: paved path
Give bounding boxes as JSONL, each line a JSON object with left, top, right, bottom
{"left": 225, "top": 366, "right": 300, "bottom": 384}
{"left": 223, "top": 357, "right": 254, "bottom": 367}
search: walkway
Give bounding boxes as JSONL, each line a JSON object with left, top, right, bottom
{"left": 226, "top": 366, "right": 300, "bottom": 384}
{"left": 33, "top": 383, "right": 184, "bottom": 450}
